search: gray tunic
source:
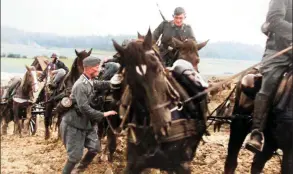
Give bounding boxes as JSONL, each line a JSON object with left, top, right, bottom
{"left": 258, "top": 0, "right": 292, "bottom": 96}
{"left": 260, "top": 0, "right": 292, "bottom": 74}
{"left": 62, "top": 74, "right": 110, "bottom": 130}
{"left": 152, "top": 21, "right": 197, "bottom": 66}
{"left": 60, "top": 74, "right": 111, "bottom": 163}
{"left": 152, "top": 20, "right": 196, "bottom": 44}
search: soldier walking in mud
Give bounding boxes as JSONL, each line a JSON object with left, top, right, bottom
{"left": 60, "top": 56, "right": 117, "bottom": 174}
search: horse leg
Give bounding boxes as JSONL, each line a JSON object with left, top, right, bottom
{"left": 251, "top": 139, "right": 276, "bottom": 174}
{"left": 123, "top": 144, "right": 145, "bottom": 174}
{"left": 54, "top": 113, "right": 62, "bottom": 140}
{"left": 124, "top": 164, "right": 144, "bottom": 174}
{"left": 57, "top": 118, "right": 62, "bottom": 140}
{"left": 23, "top": 105, "right": 32, "bottom": 136}
{"left": 277, "top": 121, "right": 293, "bottom": 174}
{"left": 106, "top": 128, "right": 117, "bottom": 162}
{"left": 44, "top": 103, "right": 53, "bottom": 140}
{"left": 281, "top": 147, "right": 293, "bottom": 174}
{"left": 1, "top": 106, "right": 10, "bottom": 135}
{"left": 13, "top": 104, "right": 22, "bottom": 137}
{"left": 224, "top": 117, "right": 250, "bottom": 174}
{"left": 173, "top": 162, "right": 191, "bottom": 174}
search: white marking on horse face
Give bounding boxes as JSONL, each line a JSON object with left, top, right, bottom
{"left": 136, "top": 65, "right": 147, "bottom": 76}
{"left": 30, "top": 70, "right": 39, "bottom": 92}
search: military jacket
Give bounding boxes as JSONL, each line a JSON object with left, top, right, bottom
{"left": 62, "top": 74, "right": 110, "bottom": 130}
{"left": 152, "top": 20, "right": 196, "bottom": 47}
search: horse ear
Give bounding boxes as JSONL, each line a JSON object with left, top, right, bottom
{"left": 112, "top": 39, "right": 124, "bottom": 57}
{"left": 137, "top": 32, "right": 143, "bottom": 39}
{"left": 172, "top": 37, "right": 183, "bottom": 48}
{"left": 75, "top": 49, "right": 79, "bottom": 56}
{"left": 143, "top": 28, "right": 152, "bottom": 50}
{"left": 197, "top": 40, "right": 209, "bottom": 51}
{"left": 88, "top": 48, "right": 93, "bottom": 56}
{"left": 25, "top": 65, "right": 30, "bottom": 72}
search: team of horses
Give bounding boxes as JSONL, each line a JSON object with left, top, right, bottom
{"left": 1, "top": 29, "right": 292, "bottom": 173}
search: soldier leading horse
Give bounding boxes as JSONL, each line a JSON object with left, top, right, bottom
{"left": 40, "top": 49, "right": 92, "bottom": 140}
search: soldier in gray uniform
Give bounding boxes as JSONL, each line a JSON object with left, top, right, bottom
{"left": 246, "top": 0, "right": 292, "bottom": 153}
{"left": 152, "top": 7, "right": 197, "bottom": 67}
{"left": 60, "top": 56, "right": 117, "bottom": 174}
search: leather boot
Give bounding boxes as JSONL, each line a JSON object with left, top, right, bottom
{"left": 245, "top": 93, "right": 269, "bottom": 153}
{"left": 62, "top": 160, "right": 77, "bottom": 174}
{"left": 72, "top": 152, "right": 97, "bottom": 173}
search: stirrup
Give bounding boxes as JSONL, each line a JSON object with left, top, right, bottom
{"left": 245, "top": 132, "right": 265, "bottom": 153}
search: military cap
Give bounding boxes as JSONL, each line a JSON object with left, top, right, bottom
{"left": 83, "top": 56, "right": 101, "bottom": 67}
{"left": 51, "top": 53, "right": 59, "bottom": 59}
{"left": 174, "top": 7, "right": 185, "bottom": 15}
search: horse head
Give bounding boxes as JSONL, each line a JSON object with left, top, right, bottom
{"left": 61, "top": 48, "right": 93, "bottom": 90}
{"left": 170, "top": 38, "right": 209, "bottom": 71}
{"left": 24, "top": 65, "right": 39, "bottom": 93}
{"left": 74, "top": 48, "right": 93, "bottom": 74}
{"left": 112, "top": 28, "right": 179, "bottom": 135}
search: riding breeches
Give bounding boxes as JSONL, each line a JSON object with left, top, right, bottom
{"left": 258, "top": 52, "right": 291, "bottom": 98}
{"left": 60, "top": 120, "right": 101, "bottom": 163}
{"left": 252, "top": 53, "right": 291, "bottom": 131}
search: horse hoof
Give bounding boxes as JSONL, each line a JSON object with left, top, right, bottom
{"left": 1, "top": 130, "right": 7, "bottom": 135}
{"left": 45, "top": 130, "right": 50, "bottom": 140}
{"left": 100, "top": 154, "right": 108, "bottom": 162}
{"left": 108, "top": 154, "right": 113, "bottom": 163}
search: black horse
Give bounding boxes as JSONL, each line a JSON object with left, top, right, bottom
{"left": 38, "top": 49, "right": 92, "bottom": 140}
{"left": 224, "top": 66, "right": 293, "bottom": 174}
{"left": 111, "top": 29, "right": 209, "bottom": 173}
{"left": 90, "top": 62, "right": 122, "bottom": 162}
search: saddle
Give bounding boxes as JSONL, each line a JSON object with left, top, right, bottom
{"left": 240, "top": 66, "right": 292, "bottom": 111}
{"left": 170, "top": 60, "right": 208, "bottom": 120}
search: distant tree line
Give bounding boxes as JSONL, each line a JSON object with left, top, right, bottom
{"left": 1, "top": 53, "right": 27, "bottom": 58}
{"left": 2, "top": 26, "right": 265, "bottom": 60}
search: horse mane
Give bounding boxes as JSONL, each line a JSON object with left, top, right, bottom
{"left": 59, "top": 49, "right": 91, "bottom": 92}
{"left": 19, "top": 72, "right": 29, "bottom": 93}
{"left": 18, "top": 66, "right": 36, "bottom": 98}
{"left": 65, "top": 57, "right": 80, "bottom": 86}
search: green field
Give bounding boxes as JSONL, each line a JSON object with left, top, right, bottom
{"left": 1, "top": 57, "right": 74, "bottom": 73}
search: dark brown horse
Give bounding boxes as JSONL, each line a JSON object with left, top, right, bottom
{"left": 90, "top": 62, "right": 122, "bottom": 162}
{"left": 11, "top": 65, "right": 39, "bottom": 137}
{"left": 112, "top": 29, "right": 209, "bottom": 173}
{"left": 40, "top": 49, "right": 92, "bottom": 140}
{"left": 223, "top": 66, "right": 293, "bottom": 174}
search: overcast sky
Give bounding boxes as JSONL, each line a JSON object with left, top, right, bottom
{"left": 1, "top": 0, "right": 271, "bottom": 46}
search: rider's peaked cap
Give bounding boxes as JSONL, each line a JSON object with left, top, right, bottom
{"left": 83, "top": 56, "right": 101, "bottom": 67}
{"left": 174, "top": 7, "right": 185, "bottom": 15}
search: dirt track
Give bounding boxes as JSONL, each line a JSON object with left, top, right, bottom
{"left": 1, "top": 122, "right": 281, "bottom": 174}
{"left": 1, "top": 87, "right": 282, "bottom": 174}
